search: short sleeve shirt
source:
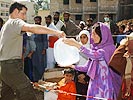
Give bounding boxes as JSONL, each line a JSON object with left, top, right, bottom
{"left": 0, "top": 18, "right": 26, "bottom": 61}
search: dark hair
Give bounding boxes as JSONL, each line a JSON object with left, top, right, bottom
{"left": 87, "top": 18, "right": 93, "bottom": 22}
{"left": 9, "top": 2, "right": 27, "bottom": 14}
{"left": 93, "top": 23, "right": 102, "bottom": 43}
{"left": 63, "top": 68, "right": 75, "bottom": 76}
{"left": 0, "top": 17, "right": 4, "bottom": 24}
{"left": 104, "top": 13, "right": 109, "bottom": 17}
{"left": 45, "top": 15, "right": 52, "bottom": 20}
{"left": 34, "top": 16, "right": 42, "bottom": 21}
{"left": 54, "top": 11, "right": 60, "bottom": 16}
{"left": 119, "top": 24, "right": 125, "bottom": 30}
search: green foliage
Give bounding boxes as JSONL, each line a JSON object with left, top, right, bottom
{"left": 30, "top": 0, "right": 49, "bottom": 14}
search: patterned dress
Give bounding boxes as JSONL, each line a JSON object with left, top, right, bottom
{"left": 75, "top": 22, "right": 121, "bottom": 100}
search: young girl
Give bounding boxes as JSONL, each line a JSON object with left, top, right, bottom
{"left": 57, "top": 68, "right": 76, "bottom": 100}
{"left": 76, "top": 30, "right": 90, "bottom": 100}
{"left": 62, "top": 22, "right": 121, "bottom": 100}
{"left": 78, "top": 30, "right": 91, "bottom": 65}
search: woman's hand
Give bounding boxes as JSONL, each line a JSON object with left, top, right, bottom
{"left": 63, "top": 38, "right": 82, "bottom": 49}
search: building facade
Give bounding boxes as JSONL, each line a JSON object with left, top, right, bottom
{"left": 50, "top": 0, "right": 119, "bottom": 24}
{"left": 118, "top": 0, "right": 133, "bottom": 21}
{"left": 0, "top": 0, "right": 11, "bottom": 21}
{"left": 0, "top": 0, "right": 35, "bottom": 23}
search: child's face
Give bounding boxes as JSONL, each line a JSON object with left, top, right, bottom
{"left": 80, "top": 34, "right": 88, "bottom": 45}
{"left": 64, "top": 73, "right": 73, "bottom": 82}
{"left": 78, "top": 74, "right": 85, "bottom": 81}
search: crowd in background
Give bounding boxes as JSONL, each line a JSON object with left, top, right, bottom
{"left": 22, "top": 12, "right": 133, "bottom": 100}
{"left": 1, "top": 7, "right": 133, "bottom": 100}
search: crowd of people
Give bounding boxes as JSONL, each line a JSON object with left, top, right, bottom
{"left": 0, "top": 1, "right": 133, "bottom": 100}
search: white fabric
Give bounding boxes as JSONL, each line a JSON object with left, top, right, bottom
{"left": 79, "top": 21, "right": 85, "bottom": 26}
{"left": 54, "top": 38, "right": 80, "bottom": 66}
{"left": 46, "top": 23, "right": 58, "bottom": 68}
{"left": 55, "top": 20, "right": 64, "bottom": 31}
{"left": 44, "top": 91, "right": 58, "bottom": 100}
{"left": 77, "top": 30, "right": 91, "bottom": 65}
{"left": 125, "top": 57, "right": 132, "bottom": 79}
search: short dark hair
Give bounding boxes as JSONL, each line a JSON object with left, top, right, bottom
{"left": 45, "top": 15, "right": 52, "bottom": 20}
{"left": 63, "top": 68, "right": 75, "bottom": 76}
{"left": 9, "top": 2, "right": 27, "bottom": 14}
{"left": 54, "top": 11, "right": 60, "bottom": 16}
{"left": 0, "top": 17, "right": 4, "bottom": 24}
{"left": 104, "top": 13, "right": 110, "bottom": 17}
{"left": 87, "top": 18, "right": 93, "bottom": 22}
{"left": 34, "top": 16, "right": 42, "bottom": 21}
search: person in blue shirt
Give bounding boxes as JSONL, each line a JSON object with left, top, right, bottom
{"left": 116, "top": 24, "right": 126, "bottom": 47}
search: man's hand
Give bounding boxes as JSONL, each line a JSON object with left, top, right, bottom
{"left": 56, "top": 31, "right": 66, "bottom": 38}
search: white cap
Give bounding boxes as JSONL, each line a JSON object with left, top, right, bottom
{"left": 79, "top": 21, "right": 85, "bottom": 26}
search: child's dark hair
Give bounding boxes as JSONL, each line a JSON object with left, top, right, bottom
{"left": 63, "top": 68, "right": 75, "bottom": 76}
{"left": 9, "top": 2, "right": 27, "bottom": 14}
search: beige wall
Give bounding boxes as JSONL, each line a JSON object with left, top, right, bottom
{"left": 50, "top": 0, "right": 118, "bottom": 22}
{"left": 0, "top": 0, "right": 11, "bottom": 21}
{"left": 38, "top": 10, "right": 50, "bottom": 25}
{"left": 69, "top": 0, "right": 82, "bottom": 13}
{"left": 50, "top": 0, "right": 69, "bottom": 14}
{"left": 18, "top": 1, "right": 35, "bottom": 24}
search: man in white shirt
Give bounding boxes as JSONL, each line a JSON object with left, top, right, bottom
{"left": 45, "top": 15, "right": 58, "bottom": 69}
{"left": 53, "top": 11, "right": 66, "bottom": 33}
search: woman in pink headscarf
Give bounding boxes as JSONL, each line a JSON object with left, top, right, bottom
{"left": 62, "top": 22, "right": 121, "bottom": 100}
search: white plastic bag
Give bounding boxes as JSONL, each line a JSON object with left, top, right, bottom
{"left": 54, "top": 38, "right": 80, "bottom": 66}
{"left": 44, "top": 91, "right": 58, "bottom": 100}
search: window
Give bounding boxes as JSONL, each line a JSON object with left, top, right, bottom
{"left": 76, "top": 0, "right": 82, "bottom": 3}
{"left": 63, "top": 0, "right": 69, "bottom": 5}
{"left": 90, "top": 14, "right": 96, "bottom": 20}
{"left": 90, "top": 0, "right": 96, "bottom": 2}
{"left": 75, "top": 15, "right": 82, "bottom": 20}
{"left": 1, "top": 12, "right": 5, "bottom": 16}
{"left": 1, "top": 3, "right": 6, "bottom": 7}
{"left": 6, "top": 4, "right": 9, "bottom": 8}
{"left": 6, "top": 13, "right": 8, "bottom": 16}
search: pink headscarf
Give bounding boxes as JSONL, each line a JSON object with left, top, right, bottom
{"left": 92, "top": 22, "right": 115, "bottom": 63}
{"left": 88, "top": 22, "right": 116, "bottom": 79}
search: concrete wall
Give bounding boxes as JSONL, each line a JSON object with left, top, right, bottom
{"left": 38, "top": 10, "right": 50, "bottom": 25}
{"left": 50, "top": 0, "right": 118, "bottom": 23}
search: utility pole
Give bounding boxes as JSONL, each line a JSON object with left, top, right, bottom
{"left": 97, "top": 0, "right": 100, "bottom": 21}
